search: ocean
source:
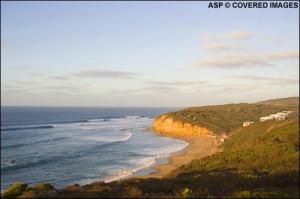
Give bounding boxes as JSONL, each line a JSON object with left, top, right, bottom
{"left": 1, "top": 107, "right": 188, "bottom": 191}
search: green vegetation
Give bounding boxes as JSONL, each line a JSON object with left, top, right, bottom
{"left": 167, "top": 120, "right": 299, "bottom": 197}
{"left": 162, "top": 97, "right": 298, "bottom": 134}
{"left": 2, "top": 183, "right": 56, "bottom": 199}
{"left": 3, "top": 97, "right": 299, "bottom": 198}
{"left": 2, "top": 183, "right": 28, "bottom": 199}
{"left": 182, "top": 187, "right": 193, "bottom": 198}
{"left": 257, "top": 96, "right": 299, "bottom": 106}
{"left": 32, "top": 183, "right": 54, "bottom": 191}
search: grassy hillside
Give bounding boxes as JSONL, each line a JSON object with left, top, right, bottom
{"left": 159, "top": 97, "right": 299, "bottom": 134}
{"left": 3, "top": 97, "right": 299, "bottom": 198}
{"left": 257, "top": 96, "right": 299, "bottom": 106}
{"left": 168, "top": 119, "right": 299, "bottom": 198}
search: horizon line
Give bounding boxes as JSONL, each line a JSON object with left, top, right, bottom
{"left": 1, "top": 95, "right": 298, "bottom": 109}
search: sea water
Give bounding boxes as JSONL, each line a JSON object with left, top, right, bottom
{"left": 1, "top": 107, "right": 188, "bottom": 191}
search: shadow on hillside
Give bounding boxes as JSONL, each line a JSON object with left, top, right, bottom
{"left": 51, "top": 168, "right": 299, "bottom": 198}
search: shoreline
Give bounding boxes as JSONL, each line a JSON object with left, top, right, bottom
{"left": 138, "top": 133, "right": 218, "bottom": 179}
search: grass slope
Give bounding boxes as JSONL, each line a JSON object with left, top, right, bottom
{"left": 257, "top": 96, "right": 299, "bottom": 106}
{"left": 162, "top": 102, "right": 297, "bottom": 134}
{"left": 170, "top": 119, "right": 299, "bottom": 198}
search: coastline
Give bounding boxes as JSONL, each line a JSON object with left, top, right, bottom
{"left": 140, "top": 133, "right": 218, "bottom": 179}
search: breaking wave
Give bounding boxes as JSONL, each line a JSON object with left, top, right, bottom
{"left": 1, "top": 116, "right": 150, "bottom": 132}
{"left": 1, "top": 125, "right": 54, "bottom": 131}
{"left": 81, "top": 132, "right": 132, "bottom": 143}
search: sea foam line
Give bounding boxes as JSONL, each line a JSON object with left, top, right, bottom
{"left": 1, "top": 116, "right": 151, "bottom": 132}
{"left": 81, "top": 132, "right": 133, "bottom": 143}
{"left": 103, "top": 140, "right": 189, "bottom": 183}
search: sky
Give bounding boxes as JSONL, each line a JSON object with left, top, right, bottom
{"left": 1, "top": 1, "right": 299, "bottom": 107}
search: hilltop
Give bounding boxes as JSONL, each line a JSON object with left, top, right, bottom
{"left": 153, "top": 97, "right": 299, "bottom": 134}
{"left": 2, "top": 97, "right": 299, "bottom": 198}
{"left": 257, "top": 96, "right": 299, "bottom": 106}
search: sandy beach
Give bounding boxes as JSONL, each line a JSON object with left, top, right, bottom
{"left": 143, "top": 134, "right": 219, "bottom": 178}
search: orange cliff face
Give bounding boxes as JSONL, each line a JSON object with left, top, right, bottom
{"left": 153, "top": 115, "right": 213, "bottom": 137}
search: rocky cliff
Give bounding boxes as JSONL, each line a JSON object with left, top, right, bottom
{"left": 153, "top": 115, "right": 213, "bottom": 137}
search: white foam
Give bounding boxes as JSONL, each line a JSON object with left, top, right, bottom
{"left": 103, "top": 141, "right": 189, "bottom": 183}
{"left": 104, "top": 170, "right": 133, "bottom": 183}
{"left": 87, "top": 118, "right": 105, "bottom": 122}
{"left": 104, "top": 157, "right": 157, "bottom": 183}
{"left": 52, "top": 116, "right": 152, "bottom": 131}
{"left": 138, "top": 140, "right": 189, "bottom": 158}
{"left": 81, "top": 132, "right": 132, "bottom": 143}
{"left": 157, "top": 141, "right": 189, "bottom": 157}
{"left": 78, "top": 122, "right": 150, "bottom": 130}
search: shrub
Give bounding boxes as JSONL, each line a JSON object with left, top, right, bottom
{"left": 33, "top": 183, "right": 54, "bottom": 191}
{"left": 2, "top": 182, "right": 28, "bottom": 199}
{"left": 124, "top": 186, "right": 142, "bottom": 197}
{"left": 17, "top": 191, "right": 38, "bottom": 199}
{"left": 232, "top": 190, "right": 252, "bottom": 198}
{"left": 182, "top": 188, "right": 192, "bottom": 198}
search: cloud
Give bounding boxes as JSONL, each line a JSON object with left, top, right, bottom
{"left": 44, "top": 86, "right": 79, "bottom": 90}
{"left": 30, "top": 69, "right": 140, "bottom": 80}
{"left": 144, "top": 85, "right": 178, "bottom": 92}
{"left": 106, "top": 85, "right": 180, "bottom": 96}
{"left": 211, "top": 84, "right": 259, "bottom": 93}
{"left": 197, "top": 31, "right": 298, "bottom": 69}
{"left": 48, "top": 75, "right": 70, "bottom": 80}
{"left": 72, "top": 70, "right": 139, "bottom": 79}
{"left": 202, "top": 43, "right": 237, "bottom": 51}
{"left": 2, "top": 84, "right": 16, "bottom": 89}
{"left": 195, "top": 53, "right": 270, "bottom": 68}
{"left": 2, "top": 88, "right": 29, "bottom": 93}
{"left": 147, "top": 80, "right": 207, "bottom": 86}
{"left": 30, "top": 73, "right": 46, "bottom": 77}
{"left": 267, "top": 36, "right": 282, "bottom": 44}
{"left": 195, "top": 50, "right": 298, "bottom": 68}
{"left": 12, "top": 81, "right": 37, "bottom": 85}
{"left": 136, "top": 85, "right": 179, "bottom": 93}
{"left": 224, "top": 31, "right": 254, "bottom": 40}
{"left": 227, "top": 75, "right": 299, "bottom": 85}
{"left": 266, "top": 51, "right": 299, "bottom": 60}
{"left": 201, "top": 31, "right": 254, "bottom": 42}
{"left": 1, "top": 41, "right": 7, "bottom": 49}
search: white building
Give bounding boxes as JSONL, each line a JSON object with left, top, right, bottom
{"left": 277, "top": 112, "right": 288, "bottom": 117}
{"left": 283, "top": 110, "right": 293, "bottom": 114}
{"left": 219, "top": 133, "right": 228, "bottom": 142}
{"left": 275, "top": 115, "right": 286, "bottom": 121}
{"left": 243, "top": 121, "right": 254, "bottom": 127}
{"left": 260, "top": 116, "right": 274, "bottom": 122}
{"left": 260, "top": 111, "right": 290, "bottom": 122}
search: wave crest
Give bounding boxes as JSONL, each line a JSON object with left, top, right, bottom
{"left": 81, "top": 132, "right": 132, "bottom": 143}
{"left": 1, "top": 125, "right": 54, "bottom": 131}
